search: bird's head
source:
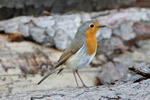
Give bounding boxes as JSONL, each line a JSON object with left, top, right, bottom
{"left": 76, "top": 20, "right": 106, "bottom": 39}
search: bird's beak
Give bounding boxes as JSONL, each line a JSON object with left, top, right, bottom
{"left": 97, "top": 25, "right": 106, "bottom": 28}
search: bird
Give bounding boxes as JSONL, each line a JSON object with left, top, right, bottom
{"left": 37, "top": 20, "right": 106, "bottom": 87}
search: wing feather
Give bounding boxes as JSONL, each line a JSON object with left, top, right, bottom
{"left": 55, "top": 42, "right": 83, "bottom": 69}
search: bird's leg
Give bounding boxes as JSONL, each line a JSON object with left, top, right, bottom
{"left": 75, "top": 70, "right": 87, "bottom": 87}
{"left": 73, "top": 70, "right": 79, "bottom": 87}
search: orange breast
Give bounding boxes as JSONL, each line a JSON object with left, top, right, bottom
{"left": 85, "top": 36, "right": 97, "bottom": 55}
{"left": 84, "top": 22, "right": 100, "bottom": 55}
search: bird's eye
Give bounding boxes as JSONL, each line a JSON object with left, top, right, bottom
{"left": 89, "top": 24, "right": 94, "bottom": 28}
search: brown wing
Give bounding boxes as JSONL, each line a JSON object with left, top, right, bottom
{"left": 54, "top": 42, "right": 83, "bottom": 69}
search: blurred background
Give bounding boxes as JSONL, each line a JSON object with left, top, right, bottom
{"left": 0, "top": 0, "right": 150, "bottom": 95}
{"left": 0, "top": 0, "right": 149, "bottom": 20}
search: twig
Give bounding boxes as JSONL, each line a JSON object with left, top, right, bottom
{"left": 129, "top": 67, "right": 150, "bottom": 78}
{"left": 129, "top": 66, "right": 150, "bottom": 83}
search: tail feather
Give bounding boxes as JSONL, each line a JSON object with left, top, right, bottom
{"left": 37, "top": 67, "right": 62, "bottom": 85}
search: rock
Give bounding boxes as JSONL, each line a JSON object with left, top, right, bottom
{"left": 120, "top": 22, "right": 136, "bottom": 40}
{"left": 97, "top": 27, "right": 112, "bottom": 40}
{"left": 19, "top": 23, "right": 29, "bottom": 37}
{"left": 132, "top": 51, "right": 146, "bottom": 62}
{"left": 0, "top": 14, "right": 82, "bottom": 49}
{"left": 0, "top": 8, "right": 150, "bottom": 52}
{"left": 129, "top": 62, "right": 150, "bottom": 75}
{"left": 53, "top": 14, "right": 81, "bottom": 50}
{"left": 113, "top": 21, "right": 136, "bottom": 41}
{"left": 97, "top": 36, "right": 126, "bottom": 55}
{"left": 80, "top": 13, "right": 91, "bottom": 23}
{"left": 46, "top": 26, "right": 55, "bottom": 37}
{"left": 4, "top": 22, "right": 19, "bottom": 33}
{"left": 29, "top": 27, "right": 45, "bottom": 43}
{"left": 54, "top": 29, "right": 70, "bottom": 50}
{"left": 99, "top": 62, "right": 121, "bottom": 83}
{"left": 97, "top": 39, "right": 150, "bottom": 84}
{"left": 0, "top": 8, "right": 150, "bottom": 51}
{"left": 1, "top": 79, "right": 150, "bottom": 100}
{"left": 32, "top": 17, "right": 55, "bottom": 29}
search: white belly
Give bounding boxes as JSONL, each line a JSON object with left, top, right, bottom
{"left": 65, "top": 44, "right": 96, "bottom": 70}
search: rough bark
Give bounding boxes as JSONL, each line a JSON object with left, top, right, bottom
{"left": 2, "top": 62, "right": 150, "bottom": 100}
{"left": 1, "top": 79, "right": 150, "bottom": 100}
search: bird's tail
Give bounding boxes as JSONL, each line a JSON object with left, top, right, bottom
{"left": 37, "top": 67, "right": 62, "bottom": 85}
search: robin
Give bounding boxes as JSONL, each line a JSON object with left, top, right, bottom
{"left": 37, "top": 20, "right": 106, "bottom": 87}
